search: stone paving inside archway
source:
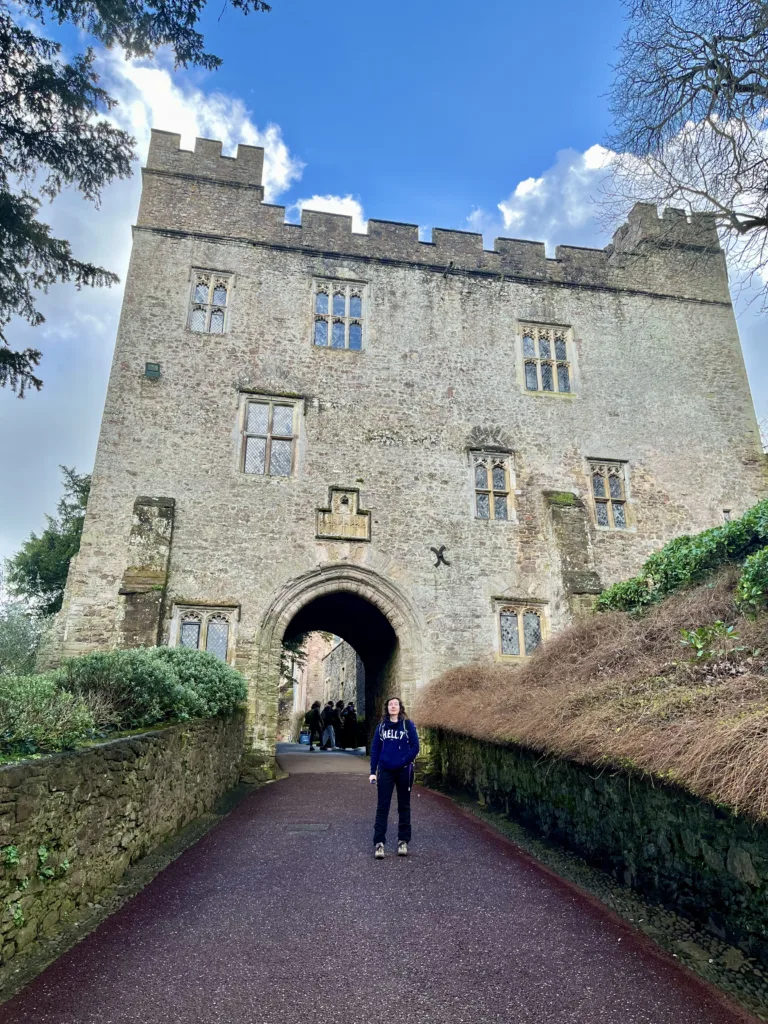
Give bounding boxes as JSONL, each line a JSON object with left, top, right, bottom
{"left": 0, "top": 772, "right": 755, "bottom": 1024}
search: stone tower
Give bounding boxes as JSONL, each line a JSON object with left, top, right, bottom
{"left": 49, "top": 130, "right": 765, "bottom": 775}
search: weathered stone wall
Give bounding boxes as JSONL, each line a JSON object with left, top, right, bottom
{"left": 424, "top": 728, "right": 768, "bottom": 960}
{"left": 322, "top": 640, "right": 365, "bottom": 712}
{"left": 50, "top": 130, "right": 766, "bottom": 759}
{"left": 0, "top": 713, "right": 244, "bottom": 971}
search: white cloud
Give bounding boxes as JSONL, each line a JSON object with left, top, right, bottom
{"left": 291, "top": 194, "right": 367, "bottom": 233}
{"left": 489, "top": 145, "right": 614, "bottom": 253}
{"left": 0, "top": 53, "right": 306, "bottom": 563}
{"left": 470, "top": 140, "right": 767, "bottom": 428}
{"left": 106, "top": 56, "right": 304, "bottom": 202}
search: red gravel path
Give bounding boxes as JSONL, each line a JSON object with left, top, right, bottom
{"left": 0, "top": 776, "right": 756, "bottom": 1024}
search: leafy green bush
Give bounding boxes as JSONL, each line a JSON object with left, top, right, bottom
{"left": 0, "top": 647, "right": 247, "bottom": 761}
{"left": 56, "top": 649, "right": 206, "bottom": 730}
{"left": 736, "top": 546, "right": 768, "bottom": 613}
{"left": 150, "top": 647, "right": 246, "bottom": 716}
{"left": 679, "top": 621, "right": 743, "bottom": 661}
{"left": 0, "top": 674, "right": 95, "bottom": 756}
{"left": 597, "top": 499, "right": 768, "bottom": 614}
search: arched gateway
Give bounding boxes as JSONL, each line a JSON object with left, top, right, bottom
{"left": 249, "top": 565, "right": 424, "bottom": 759}
{"left": 45, "top": 131, "right": 765, "bottom": 775}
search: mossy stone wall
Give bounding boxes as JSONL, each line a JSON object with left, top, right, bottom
{"left": 424, "top": 728, "right": 768, "bottom": 960}
{"left": 0, "top": 712, "right": 245, "bottom": 978}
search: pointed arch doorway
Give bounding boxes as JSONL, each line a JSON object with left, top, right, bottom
{"left": 244, "top": 565, "right": 425, "bottom": 776}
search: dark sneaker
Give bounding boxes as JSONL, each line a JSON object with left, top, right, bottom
{"left": 397, "top": 842, "right": 408, "bottom": 856}
{"left": 374, "top": 843, "right": 385, "bottom": 860}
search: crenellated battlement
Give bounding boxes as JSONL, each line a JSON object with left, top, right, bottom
{"left": 138, "top": 130, "right": 727, "bottom": 303}
{"left": 145, "top": 130, "right": 264, "bottom": 191}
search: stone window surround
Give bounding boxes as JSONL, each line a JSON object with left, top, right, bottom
{"left": 187, "top": 267, "right": 235, "bottom": 334}
{"left": 493, "top": 598, "right": 549, "bottom": 662}
{"left": 469, "top": 449, "right": 517, "bottom": 523}
{"left": 237, "top": 391, "right": 304, "bottom": 479}
{"left": 169, "top": 603, "right": 240, "bottom": 665}
{"left": 312, "top": 277, "right": 367, "bottom": 352}
{"left": 586, "top": 457, "right": 634, "bottom": 531}
{"left": 517, "top": 321, "right": 577, "bottom": 398}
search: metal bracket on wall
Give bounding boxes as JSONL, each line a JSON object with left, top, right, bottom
{"left": 430, "top": 545, "right": 451, "bottom": 567}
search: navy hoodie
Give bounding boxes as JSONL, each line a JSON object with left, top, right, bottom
{"left": 370, "top": 718, "right": 419, "bottom": 773}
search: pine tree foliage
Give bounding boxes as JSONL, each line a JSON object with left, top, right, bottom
{"left": 0, "top": 0, "right": 271, "bottom": 395}
{"left": 4, "top": 466, "right": 91, "bottom": 614}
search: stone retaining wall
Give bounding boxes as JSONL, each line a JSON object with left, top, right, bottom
{"left": 424, "top": 728, "right": 768, "bottom": 960}
{"left": 0, "top": 712, "right": 245, "bottom": 971}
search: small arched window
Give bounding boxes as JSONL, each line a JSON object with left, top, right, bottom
{"left": 174, "top": 607, "right": 235, "bottom": 662}
{"left": 313, "top": 281, "right": 366, "bottom": 350}
{"left": 498, "top": 605, "right": 545, "bottom": 657}
{"left": 206, "top": 615, "right": 230, "bottom": 661}
{"left": 314, "top": 319, "right": 328, "bottom": 346}
{"left": 521, "top": 324, "right": 572, "bottom": 394}
{"left": 188, "top": 270, "right": 232, "bottom": 333}
{"left": 331, "top": 319, "right": 346, "bottom": 348}
{"left": 472, "top": 452, "right": 512, "bottom": 521}
{"left": 180, "top": 613, "right": 202, "bottom": 650}
{"left": 349, "top": 322, "right": 362, "bottom": 350}
{"left": 589, "top": 460, "right": 628, "bottom": 529}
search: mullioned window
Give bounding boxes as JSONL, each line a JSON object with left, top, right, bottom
{"left": 313, "top": 280, "right": 365, "bottom": 350}
{"left": 520, "top": 324, "right": 573, "bottom": 394}
{"left": 188, "top": 270, "right": 232, "bottom": 333}
{"left": 588, "top": 460, "right": 629, "bottom": 529}
{"left": 496, "top": 603, "right": 546, "bottom": 658}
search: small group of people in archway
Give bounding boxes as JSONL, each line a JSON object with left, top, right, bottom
{"left": 304, "top": 700, "right": 358, "bottom": 751}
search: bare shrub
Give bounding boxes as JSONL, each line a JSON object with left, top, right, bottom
{"left": 414, "top": 570, "right": 768, "bottom": 818}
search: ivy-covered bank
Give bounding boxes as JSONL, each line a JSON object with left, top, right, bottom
{"left": 423, "top": 728, "right": 768, "bottom": 961}
{"left": 0, "top": 712, "right": 245, "bottom": 985}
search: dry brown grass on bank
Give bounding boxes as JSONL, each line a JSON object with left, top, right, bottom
{"left": 413, "top": 570, "right": 768, "bottom": 819}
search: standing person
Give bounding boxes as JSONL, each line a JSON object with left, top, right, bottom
{"left": 334, "top": 700, "right": 346, "bottom": 748}
{"left": 320, "top": 701, "right": 336, "bottom": 750}
{"left": 342, "top": 702, "right": 357, "bottom": 749}
{"left": 304, "top": 701, "right": 322, "bottom": 752}
{"left": 369, "top": 697, "right": 419, "bottom": 859}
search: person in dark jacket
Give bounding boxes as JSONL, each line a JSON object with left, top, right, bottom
{"left": 341, "top": 702, "right": 358, "bottom": 749}
{"left": 320, "top": 701, "right": 337, "bottom": 750}
{"left": 369, "top": 697, "right": 419, "bottom": 858}
{"left": 334, "top": 700, "right": 346, "bottom": 748}
{"left": 303, "top": 701, "right": 323, "bottom": 752}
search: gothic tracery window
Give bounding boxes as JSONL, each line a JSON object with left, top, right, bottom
{"left": 589, "top": 460, "right": 629, "bottom": 529}
{"left": 472, "top": 452, "right": 512, "bottom": 520}
{"left": 520, "top": 324, "right": 572, "bottom": 394}
{"left": 498, "top": 605, "right": 545, "bottom": 657}
{"left": 176, "top": 609, "right": 233, "bottom": 662}
{"left": 189, "top": 271, "right": 232, "bottom": 333}
{"left": 314, "top": 280, "right": 365, "bottom": 350}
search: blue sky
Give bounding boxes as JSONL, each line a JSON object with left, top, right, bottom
{"left": 1, "top": 0, "right": 765, "bottom": 565}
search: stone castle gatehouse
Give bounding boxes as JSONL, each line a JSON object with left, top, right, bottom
{"left": 49, "top": 130, "right": 765, "bottom": 770}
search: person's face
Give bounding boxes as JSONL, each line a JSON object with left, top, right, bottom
{"left": 387, "top": 698, "right": 401, "bottom": 718}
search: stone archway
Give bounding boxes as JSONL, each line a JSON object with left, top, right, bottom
{"left": 242, "top": 565, "right": 425, "bottom": 776}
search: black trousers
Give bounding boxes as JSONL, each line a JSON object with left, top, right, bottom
{"left": 373, "top": 765, "right": 412, "bottom": 845}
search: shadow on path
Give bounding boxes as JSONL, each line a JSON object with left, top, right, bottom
{"left": 0, "top": 776, "right": 756, "bottom": 1024}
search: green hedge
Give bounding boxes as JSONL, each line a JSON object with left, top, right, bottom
{"left": 1, "top": 647, "right": 247, "bottom": 759}
{"left": 0, "top": 675, "right": 95, "bottom": 758}
{"left": 597, "top": 499, "right": 768, "bottom": 614}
